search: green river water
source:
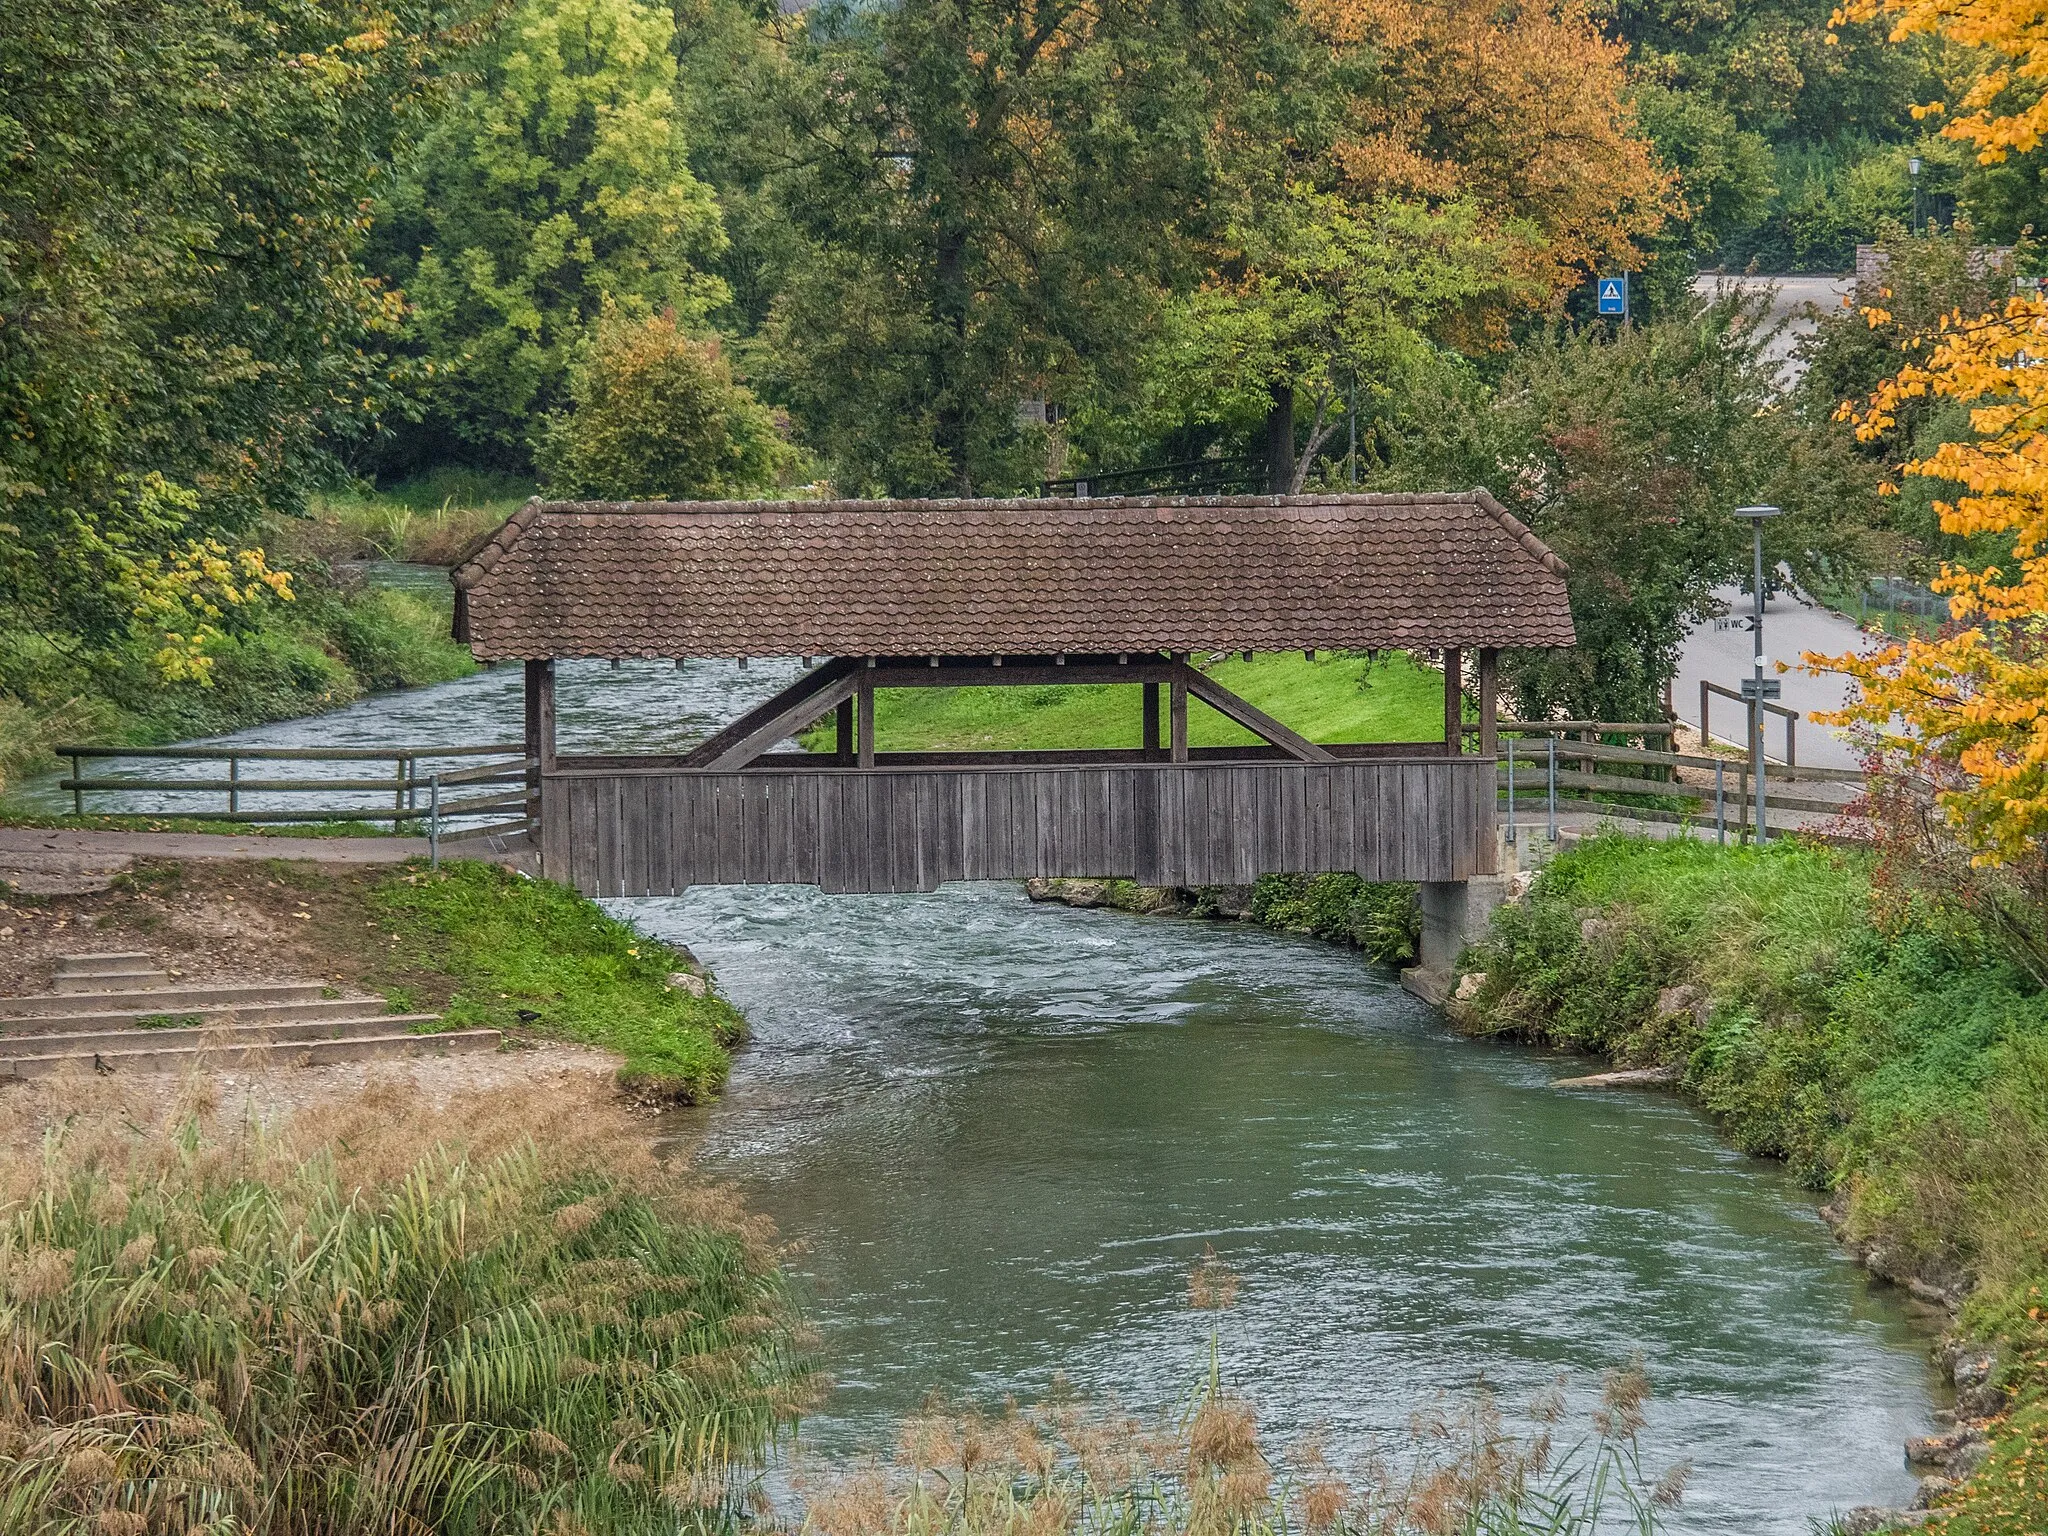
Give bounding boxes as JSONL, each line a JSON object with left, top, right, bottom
{"left": 634, "top": 880, "right": 1940, "bottom": 1535}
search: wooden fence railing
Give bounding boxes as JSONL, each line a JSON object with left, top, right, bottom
{"left": 55, "top": 743, "right": 532, "bottom": 840}
{"left": 1482, "top": 732, "right": 1863, "bottom": 842}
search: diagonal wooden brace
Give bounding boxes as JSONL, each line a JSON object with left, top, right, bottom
{"left": 684, "top": 657, "right": 863, "bottom": 770}
{"left": 1175, "top": 661, "right": 1334, "bottom": 763}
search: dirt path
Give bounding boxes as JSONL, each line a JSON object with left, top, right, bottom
{"left": 0, "top": 825, "right": 530, "bottom": 895}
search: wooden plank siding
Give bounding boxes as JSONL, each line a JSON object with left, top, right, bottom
{"left": 539, "top": 758, "right": 1498, "bottom": 897}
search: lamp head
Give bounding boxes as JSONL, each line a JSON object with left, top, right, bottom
{"left": 1909, "top": 156, "right": 1922, "bottom": 176}
{"left": 1733, "top": 504, "right": 1784, "bottom": 521}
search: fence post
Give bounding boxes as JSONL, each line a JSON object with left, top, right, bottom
{"left": 70, "top": 754, "right": 83, "bottom": 818}
{"left": 1546, "top": 733, "right": 1558, "bottom": 843}
{"left": 228, "top": 756, "right": 239, "bottom": 817}
{"left": 1715, "top": 760, "right": 1725, "bottom": 846}
{"left": 1785, "top": 709, "right": 1796, "bottom": 771}
{"left": 1699, "top": 679, "right": 1710, "bottom": 750}
{"left": 429, "top": 774, "right": 441, "bottom": 870}
{"left": 1505, "top": 736, "right": 1516, "bottom": 847}
{"left": 394, "top": 755, "right": 407, "bottom": 817}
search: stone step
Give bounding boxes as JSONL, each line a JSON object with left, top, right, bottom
{"left": 1, "top": 1014, "right": 446, "bottom": 1057}
{"left": 0, "top": 997, "right": 393, "bottom": 1038}
{"left": 54, "top": 952, "right": 155, "bottom": 973}
{"left": 1, "top": 1028, "right": 505, "bottom": 1078}
{"left": 54, "top": 969, "right": 170, "bottom": 993}
{"left": 0, "top": 982, "right": 326, "bottom": 1020}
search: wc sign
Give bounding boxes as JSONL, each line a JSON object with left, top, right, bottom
{"left": 1596, "top": 274, "right": 1629, "bottom": 318}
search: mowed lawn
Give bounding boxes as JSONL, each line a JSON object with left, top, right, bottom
{"left": 803, "top": 651, "right": 1449, "bottom": 752}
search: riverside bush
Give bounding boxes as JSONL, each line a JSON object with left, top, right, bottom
{"left": 0, "top": 1076, "right": 813, "bottom": 1534}
{"left": 1245, "top": 873, "right": 1421, "bottom": 966}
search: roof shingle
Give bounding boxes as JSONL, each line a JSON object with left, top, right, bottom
{"left": 452, "top": 492, "right": 1576, "bottom": 658}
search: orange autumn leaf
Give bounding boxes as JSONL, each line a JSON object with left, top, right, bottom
{"left": 1297, "top": 0, "right": 1676, "bottom": 304}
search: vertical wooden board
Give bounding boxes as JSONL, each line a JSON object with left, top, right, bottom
{"left": 856, "top": 774, "right": 886, "bottom": 893}
{"left": 1107, "top": 769, "right": 1132, "bottom": 879}
{"left": 1075, "top": 770, "right": 1101, "bottom": 875}
{"left": 884, "top": 775, "right": 913, "bottom": 892}
{"left": 979, "top": 772, "right": 1004, "bottom": 879}
{"left": 1180, "top": 769, "right": 1211, "bottom": 886}
{"left": 791, "top": 775, "right": 818, "bottom": 887}
{"left": 670, "top": 777, "right": 699, "bottom": 889}
{"left": 1235, "top": 770, "right": 1261, "bottom": 886}
{"left": 1062, "top": 772, "right": 1085, "bottom": 875}
{"left": 654, "top": 776, "right": 681, "bottom": 894}
{"left": 1168, "top": 768, "right": 1194, "bottom": 887}
{"left": 1353, "top": 765, "right": 1381, "bottom": 881}
{"left": 761, "top": 777, "right": 788, "bottom": 884}
{"left": 930, "top": 772, "right": 958, "bottom": 887}
{"left": 591, "top": 779, "right": 618, "bottom": 897}
{"left": 1261, "top": 770, "right": 1277, "bottom": 876}
{"left": 1145, "top": 769, "right": 1171, "bottom": 886}
{"left": 816, "top": 773, "right": 846, "bottom": 893}
{"left": 1438, "top": 762, "right": 1456, "bottom": 878}
{"left": 1129, "top": 769, "right": 1155, "bottom": 884}
{"left": 958, "top": 772, "right": 983, "bottom": 883}
{"left": 1278, "top": 766, "right": 1304, "bottom": 873}
{"left": 541, "top": 777, "right": 568, "bottom": 883}
{"left": 618, "top": 777, "right": 648, "bottom": 896}
{"left": 1408, "top": 763, "right": 1431, "bottom": 879}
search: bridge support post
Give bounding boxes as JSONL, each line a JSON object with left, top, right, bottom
{"left": 1403, "top": 876, "right": 1508, "bottom": 1007}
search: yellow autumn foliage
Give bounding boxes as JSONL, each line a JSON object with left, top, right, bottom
{"left": 1809, "top": 294, "right": 2048, "bottom": 866}
{"left": 1835, "top": 0, "right": 2048, "bottom": 162}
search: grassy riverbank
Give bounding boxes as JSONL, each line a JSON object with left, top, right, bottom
{"left": 805, "top": 650, "right": 1447, "bottom": 752}
{"left": 0, "top": 857, "right": 742, "bottom": 1102}
{"left": 1459, "top": 833, "right": 2048, "bottom": 1534}
{"left": 0, "top": 1070, "right": 810, "bottom": 1532}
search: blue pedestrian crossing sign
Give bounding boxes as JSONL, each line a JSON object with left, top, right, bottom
{"left": 1597, "top": 275, "right": 1628, "bottom": 317}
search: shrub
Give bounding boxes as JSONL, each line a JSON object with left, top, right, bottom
{"left": 1246, "top": 873, "right": 1421, "bottom": 965}
{"left": 0, "top": 1076, "right": 813, "bottom": 1534}
{"left": 537, "top": 306, "right": 789, "bottom": 501}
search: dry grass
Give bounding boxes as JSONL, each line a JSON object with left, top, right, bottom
{"left": 0, "top": 1072, "right": 816, "bottom": 1534}
{"left": 792, "top": 1255, "right": 1684, "bottom": 1536}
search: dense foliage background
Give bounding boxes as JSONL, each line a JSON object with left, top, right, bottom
{"left": 3, "top": 0, "right": 2043, "bottom": 739}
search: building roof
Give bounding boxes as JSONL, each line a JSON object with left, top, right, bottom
{"left": 451, "top": 492, "right": 1576, "bottom": 659}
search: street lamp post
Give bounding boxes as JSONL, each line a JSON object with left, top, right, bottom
{"left": 1734, "top": 505, "right": 1784, "bottom": 841}
{"left": 1909, "top": 156, "right": 1922, "bottom": 231}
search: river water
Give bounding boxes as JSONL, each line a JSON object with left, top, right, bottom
{"left": 24, "top": 653, "right": 1940, "bottom": 1529}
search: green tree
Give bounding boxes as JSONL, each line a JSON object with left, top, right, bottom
{"left": 1597, "top": 0, "right": 1941, "bottom": 271}
{"left": 762, "top": 0, "right": 1312, "bottom": 497}
{"left": 1385, "top": 296, "right": 1881, "bottom": 720}
{"left": 536, "top": 304, "right": 789, "bottom": 498}
{"left": 0, "top": 0, "right": 468, "bottom": 655}
{"left": 1101, "top": 189, "right": 1529, "bottom": 491}
{"left": 370, "top": 0, "right": 728, "bottom": 470}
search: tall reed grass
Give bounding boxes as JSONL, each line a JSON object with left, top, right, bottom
{"left": 795, "top": 1251, "right": 1685, "bottom": 1536}
{"left": 0, "top": 1073, "right": 815, "bottom": 1534}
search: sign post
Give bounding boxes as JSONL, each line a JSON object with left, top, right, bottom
{"left": 1597, "top": 275, "right": 1629, "bottom": 320}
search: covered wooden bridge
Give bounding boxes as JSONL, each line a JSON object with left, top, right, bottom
{"left": 452, "top": 492, "right": 1574, "bottom": 899}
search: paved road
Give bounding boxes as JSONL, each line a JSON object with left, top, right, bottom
{"left": 1691, "top": 273, "right": 1855, "bottom": 388}
{"left": 1674, "top": 586, "right": 1879, "bottom": 771}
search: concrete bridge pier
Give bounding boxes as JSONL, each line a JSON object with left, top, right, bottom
{"left": 1403, "top": 876, "right": 1509, "bottom": 1005}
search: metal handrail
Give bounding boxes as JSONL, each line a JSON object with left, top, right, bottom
{"left": 53, "top": 741, "right": 532, "bottom": 831}
{"left": 55, "top": 742, "right": 522, "bottom": 761}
